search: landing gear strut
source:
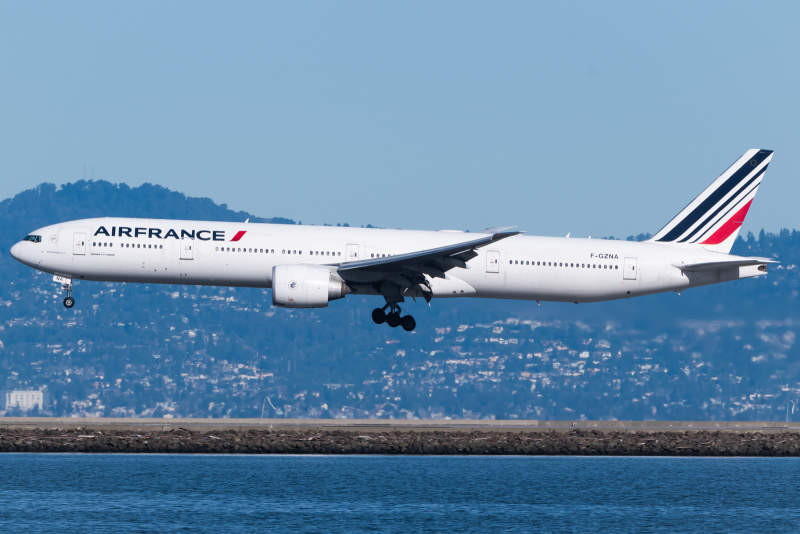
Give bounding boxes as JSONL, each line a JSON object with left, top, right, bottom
{"left": 372, "top": 304, "right": 415, "bottom": 332}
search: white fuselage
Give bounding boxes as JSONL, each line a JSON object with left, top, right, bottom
{"left": 11, "top": 217, "right": 767, "bottom": 305}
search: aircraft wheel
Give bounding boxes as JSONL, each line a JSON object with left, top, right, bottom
{"left": 386, "top": 313, "right": 401, "bottom": 328}
{"left": 401, "top": 315, "right": 416, "bottom": 332}
{"left": 63, "top": 296, "right": 75, "bottom": 309}
{"left": 372, "top": 308, "right": 386, "bottom": 324}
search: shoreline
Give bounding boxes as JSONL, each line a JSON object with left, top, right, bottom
{"left": 2, "top": 428, "right": 799, "bottom": 456}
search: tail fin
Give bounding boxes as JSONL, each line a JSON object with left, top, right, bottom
{"left": 649, "top": 149, "right": 773, "bottom": 253}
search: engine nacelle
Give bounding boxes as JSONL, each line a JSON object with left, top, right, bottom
{"left": 272, "top": 264, "right": 348, "bottom": 308}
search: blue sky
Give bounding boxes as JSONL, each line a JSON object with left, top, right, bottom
{"left": 1, "top": 1, "right": 798, "bottom": 238}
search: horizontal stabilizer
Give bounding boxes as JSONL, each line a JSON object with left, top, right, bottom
{"left": 673, "top": 257, "right": 777, "bottom": 272}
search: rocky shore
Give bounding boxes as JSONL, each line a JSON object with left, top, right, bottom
{"left": 2, "top": 428, "right": 800, "bottom": 456}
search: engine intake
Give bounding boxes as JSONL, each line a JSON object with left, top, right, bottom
{"left": 272, "top": 264, "right": 349, "bottom": 308}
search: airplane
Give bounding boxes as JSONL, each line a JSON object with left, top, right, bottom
{"left": 10, "top": 149, "right": 776, "bottom": 332}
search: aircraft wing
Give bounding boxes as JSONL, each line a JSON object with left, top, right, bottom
{"left": 673, "top": 257, "right": 777, "bottom": 272}
{"left": 339, "top": 227, "right": 520, "bottom": 276}
{"left": 336, "top": 227, "right": 521, "bottom": 302}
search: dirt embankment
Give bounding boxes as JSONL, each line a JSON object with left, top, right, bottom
{"left": 2, "top": 428, "right": 800, "bottom": 456}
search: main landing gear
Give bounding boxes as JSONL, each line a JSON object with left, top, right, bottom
{"left": 372, "top": 304, "right": 416, "bottom": 332}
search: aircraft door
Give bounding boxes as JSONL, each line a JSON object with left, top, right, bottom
{"left": 73, "top": 233, "right": 86, "bottom": 255}
{"left": 486, "top": 250, "right": 500, "bottom": 273}
{"left": 180, "top": 237, "right": 194, "bottom": 260}
{"left": 623, "top": 257, "right": 637, "bottom": 280}
{"left": 346, "top": 244, "right": 359, "bottom": 262}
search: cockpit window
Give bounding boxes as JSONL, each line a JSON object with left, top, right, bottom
{"left": 22, "top": 235, "right": 42, "bottom": 243}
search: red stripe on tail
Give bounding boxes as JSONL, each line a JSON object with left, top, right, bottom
{"left": 231, "top": 231, "right": 247, "bottom": 242}
{"left": 700, "top": 200, "right": 752, "bottom": 245}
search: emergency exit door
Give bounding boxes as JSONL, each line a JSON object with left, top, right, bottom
{"left": 180, "top": 237, "right": 194, "bottom": 260}
{"left": 623, "top": 257, "right": 637, "bottom": 280}
{"left": 346, "top": 244, "right": 359, "bottom": 262}
{"left": 73, "top": 233, "right": 86, "bottom": 255}
{"left": 486, "top": 250, "right": 500, "bottom": 273}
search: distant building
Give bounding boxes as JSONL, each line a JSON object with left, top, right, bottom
{"left": 3, "top": 390, "right": 45, "bottom": 411}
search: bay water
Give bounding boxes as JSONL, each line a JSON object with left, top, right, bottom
{"left": 0, "top": 454, "right": 798, "bottom": 533}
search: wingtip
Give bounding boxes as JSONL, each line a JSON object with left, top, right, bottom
{"left": 482, "top": 226, "right": 524, "bottom": 236}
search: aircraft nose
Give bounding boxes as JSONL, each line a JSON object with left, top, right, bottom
{"left": 10, "top": 242, "right": 21, "bottom": 261}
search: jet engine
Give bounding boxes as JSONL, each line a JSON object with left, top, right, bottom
{"left": 272, "top": 264, "right": 349, "bottom": 308}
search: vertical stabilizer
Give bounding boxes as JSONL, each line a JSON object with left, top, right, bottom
{"left": 649, "top": 149, "right": 773, "bottom": 253}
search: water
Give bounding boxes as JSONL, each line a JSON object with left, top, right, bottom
{"left": 0, "top": 454, "right": 798, "bottom": 533}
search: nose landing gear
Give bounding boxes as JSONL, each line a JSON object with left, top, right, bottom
{"left": 371, "top": 304, "right": 415, "bottom": 332}
{"left": 60, "top": 278, "right": 75, "bottom": 308}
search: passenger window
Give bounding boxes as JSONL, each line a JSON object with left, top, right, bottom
{"left": 615, "top": 265, "right": 618, "bottom": 269}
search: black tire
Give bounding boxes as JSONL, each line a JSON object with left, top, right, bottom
{"left": 371, "top": 308, "right": 386, "bottom": 324}
{"left": 401, "top": 315, "right": 416, "bottom": 332}
{"left": 63, "top": 296, "right": 75, "bottom": 309}
{"left": 386, "top": 313, "right": 401, "bottom": 328}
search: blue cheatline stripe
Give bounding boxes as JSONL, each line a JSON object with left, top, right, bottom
{"left": 656, "top": 150, "right": 772, "bottom": 242}
{"left": 678, "top": 166, "right": 767, "bottom": 243}
{"left": 690, "top": 180, "right": 762, "bottom": 243}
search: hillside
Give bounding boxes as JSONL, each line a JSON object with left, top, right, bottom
{"left": 1, "top": 181, "right": 799, "bottom": 421}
